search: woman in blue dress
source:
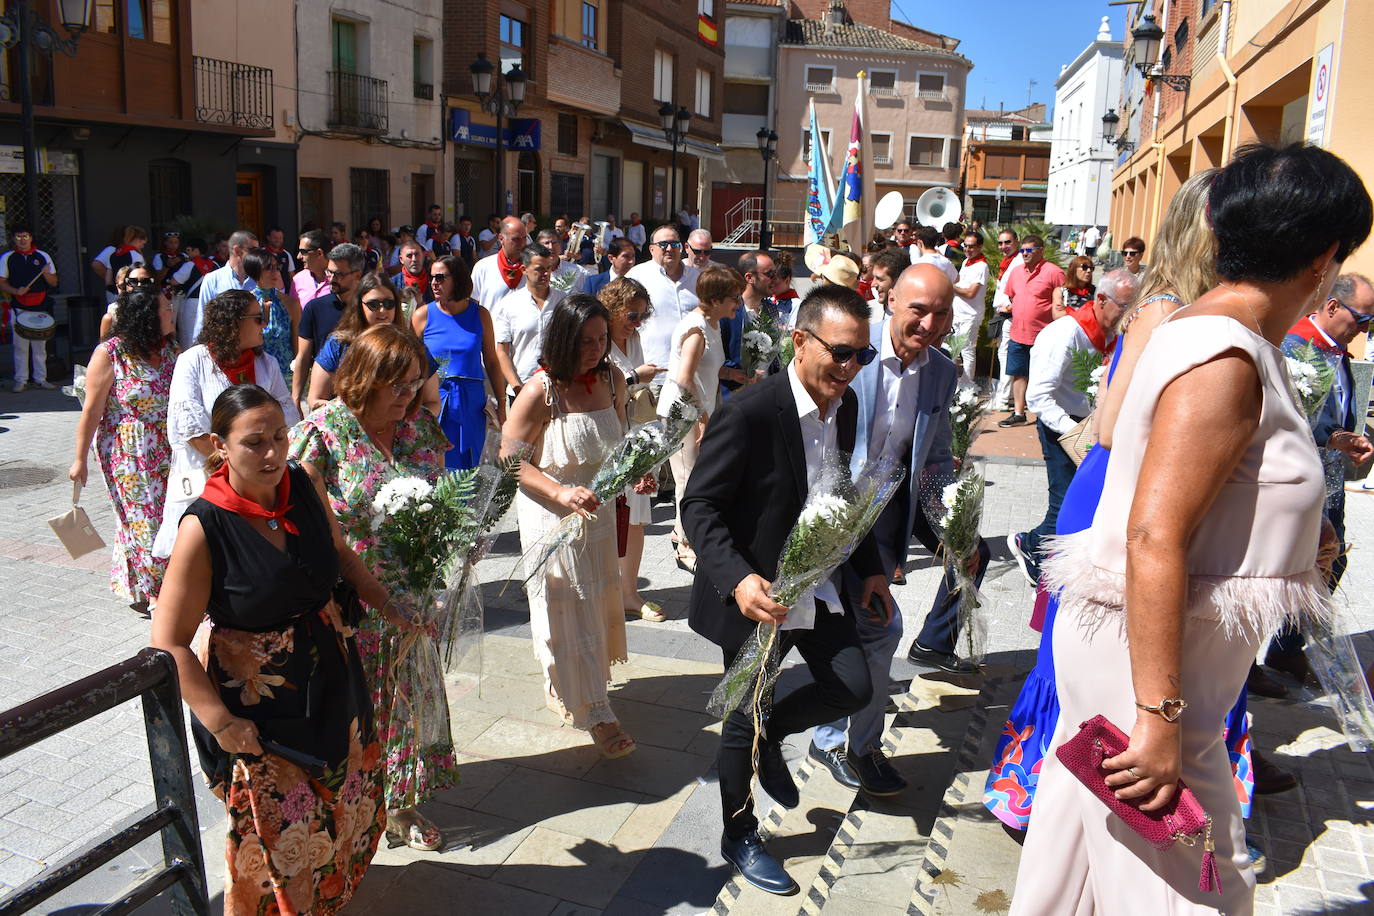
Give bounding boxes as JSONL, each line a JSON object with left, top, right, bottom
{"left": 243, "top": 248, "right": 300, "bottom": 386}
{"left": 984, "top": 168, "right": 1257, "bottom": 830}
{"left": 411, "top": 254, "right": 504, "bottom": 470}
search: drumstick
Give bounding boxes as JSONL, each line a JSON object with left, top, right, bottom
{"left": 16, "top": 273, "right": 42, "bottom": 296}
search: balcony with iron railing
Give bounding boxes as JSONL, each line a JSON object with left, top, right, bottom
{"left": 328, "top": 71, "right": 389, "bottom": 134}
{"left": 194, "top": 56, "right": 274, "bottom": 132}
{"left": 414, "top": 81, "right": 434, "bottom": 100}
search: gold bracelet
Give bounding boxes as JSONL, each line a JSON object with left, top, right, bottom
{"left": 1135, "top": 697, "right": 1188, "bottom": 722}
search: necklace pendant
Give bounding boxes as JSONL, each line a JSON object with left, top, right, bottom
{"left": 267, "top": 518, "right": 279, "bottom": 531}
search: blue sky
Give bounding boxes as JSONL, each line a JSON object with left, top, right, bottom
{"left": 893, "top": 0, "right": 1128, "bottom": 116}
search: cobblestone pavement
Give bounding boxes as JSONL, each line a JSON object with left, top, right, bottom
{"left": 0, "top": 386, "right": 1371, "bottom": 914}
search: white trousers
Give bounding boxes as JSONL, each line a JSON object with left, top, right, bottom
{"left": 952, "top": 309, "right": 983, "bottom": 388}
{"left": 993, "top": 330, "right": 1013, "bottom": 407}
{"left": 13, "top": 334, "right": 46, "bottom": 384}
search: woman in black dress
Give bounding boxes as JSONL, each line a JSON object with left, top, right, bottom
{"left": 151, "top": 384, "right": 418, "bottom": 915}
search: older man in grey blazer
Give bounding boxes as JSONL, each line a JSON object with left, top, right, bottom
{"left": 808, "top": 263, "right": 990, "bottom": 796}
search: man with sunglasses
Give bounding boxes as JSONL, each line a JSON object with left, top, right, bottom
{"left": 291, "top": 230, "right": 330, "bottom": 307}
{"left": 686, "top": 229, "right": 720, "bottom": 271}
{"left": 585, "top": 237, "right": 637, "bottom": 297}
{"left": 292, "top": 243, "right": 364, "bottom": 405}
{"left": 627, "top": 226, "right": 701, "bottom": 387}
{"left": 997, "top": 234, "right": 1064, "bottom": 426}
{"left": 719, "top": 250, "right": 780, "bottom": 384}
{"left": 1263, "top": 273, "right": 1374, "bottom": 682}
{"left": 988, "top": 229, "right": 1022, "bottom": 410}
{"left": 682, "top": 285, "right": 891, "bottom": 896}
{"left": 470, "top": 216, "right": 530, "bottom": 317}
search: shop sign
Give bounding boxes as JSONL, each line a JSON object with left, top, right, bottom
{"left": 450, "top": 110, "right": 541, "bottom": 150}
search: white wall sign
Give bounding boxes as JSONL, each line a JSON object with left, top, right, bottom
{"left": 1308, "top": 43, "right": 1335, "bottom": 147}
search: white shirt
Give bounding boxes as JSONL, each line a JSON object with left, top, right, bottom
{"left": 785, "top": 362, "right": 842, "bottom": 626}
{"left": 627, "top": 261, "right": 701, "bottom": 375}
{"left": 909, "top": 248, "right": 959, "bottom": 284}
{"left": 626, "top": 223, "right": 647, "bottom": 248}
{"left": 869, "top": 329, "right": 929, "bottom": 464}
{"left": 605, "top": 226, "right": 625, "bottom": 243}
{"left": 478, "top": 228, "right": 498, "bottom": 255}
{"left": 869, "top": 296, "right": 887, "bottom": 325}
{"left": 1084, "top": 226, "right": 1102, "bottom": 248}
{"left": 471, "top": 252, "right": 526, "bottom": 313}
{"left": 1027, "top": 315, "right": 1107, "bottom": 434}
{"left": 993, "top": 257, "right": 1026, "bottom": 312}
{"left": 192, "top": 263, "right": 257, "bottom": 340}
{"left": 494, "top": 286, "right": 565, "bottom": 382}
{"left": 550, "top": 259, "right": 586, "bottom": 294}
{"left": 954, "top": 259, "right": 989, "bottom": 324}
{"left": 93, "top": 245, "right": 146, "bottom": 270}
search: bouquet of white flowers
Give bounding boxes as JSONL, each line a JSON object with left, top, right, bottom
{"left": 517, "top": 393, "right": 701, "bottom": 590}
{"left": 948, "top": 386, "right": 985, "bottom": 463}
{"left": 1067, "top": 348, "right": 1107, "bottom": 408}
{"left": 1284, "top": 342, "right": 1337, "bottom": 419}
{"left": 708, "top": 452, "right": 905, "bottom": 720}
{"left": 920, "top": 465, "right": 988, "bottom": 662}
{"left": 741, "top": 309, "right": 785, "bottom": 376}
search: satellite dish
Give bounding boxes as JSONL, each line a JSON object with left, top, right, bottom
{"left": 874, "top": 191, "right": 905, "bottom": 231}
{"left": 916, "top": 187, "right": 962, "bottom": 228}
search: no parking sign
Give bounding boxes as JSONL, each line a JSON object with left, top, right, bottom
{"left": 1308, "top": 43, "right": 1335, "bottom": 147}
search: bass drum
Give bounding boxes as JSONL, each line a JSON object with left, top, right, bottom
{"left": 14, "top": 309, "right": 55, "bottom": 341}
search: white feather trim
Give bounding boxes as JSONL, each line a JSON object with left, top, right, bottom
{"left": 1040, "top": 529, "right": 1331, "bottom": 642}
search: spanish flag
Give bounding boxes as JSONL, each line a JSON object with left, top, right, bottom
{"left": 698, "top": 14, "right": 719, "bottom": 46}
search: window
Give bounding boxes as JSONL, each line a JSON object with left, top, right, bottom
{"left": 725, "top": 16, "right": 771, "bottom": 47}
{"left": 698, "top": 0, "right": 714, "bottom": 16}
{"left": 126, "top": 0, "right": 145, "bottom": 39}
{"left": 148, "top": 159, "right": 191, "bottom": 232}
{"left": 558, "top": 113, "right": 578, "bottom": 155}
{"left": 867, "top": 70, "right": 897, "bottom": 96}
{"left": 581, "top": 2, "right": 598, "bottom": 49}
{"left": 947, "top": 137, "right": 962, "bottom": 170}
{"left": 551, "top": 173, "right": 585, "bottom": 217}
{"left": 908, "top": 136, "right": 944, "bottom": 167}
{"left": 332, "top": 19, "right": 357, "bottom": 74}
{"left": 695, "top": 68, "right": 712, "bottom": 118}
{"left": 917, "top": 73, "right": 945, "bottom": 100}
{"left": 94, "top": 0, "right": 115, "bottom": 33}
{"left": 299, "top": 178, "right": 333, "bottom": 232}
{"left": 349, "top": 168, "right": 389, "bottom": 238}
{"left": 806, "top": 66, "right": 835, "bottom": 92}
{"left": 724, "top": 84, "right": 768, "bottom": 116}
{"left": 802, "top": 129, "right": 833, "bottom": 162}
{"left": 871, "top": 133, "right": 892, "bottom": 166}
{"left": 653, "top": 49, "right": 675, "bottom": 103}
{"left": 500, "top": 14, "right": 527, "bottom": 75}
{"left": 1024, "top": 156, "right": 1049, "bottom": 181}
{"left": 984, "top": 154, "right": 1021, "bottom": 179}
{"left": 1010, "top": 125, "right": 1026, "bottom": 141}
{"left": 413, "top": 38, "right": 434, "bottom": 99}
{"left": 150, "top": 0, "right": 172, "bottom": 43}
{"left": 1174, "top": 17, "right": 1189, "bottom": 50}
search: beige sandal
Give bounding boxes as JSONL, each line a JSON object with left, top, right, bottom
{"left": 386, "top": 808, "right": 443, "bottom": 851}
{"left": 590, "top": 723, "right": 637, "bottom": 759}
{"left": 625, "top": 601, "right": 667, "bottom": 623}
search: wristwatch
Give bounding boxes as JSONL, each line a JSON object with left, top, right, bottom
{"left": 626, "top": 370, "right": 637, "bottom": 387}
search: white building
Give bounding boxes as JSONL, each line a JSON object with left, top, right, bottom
{"left": 1046, "top": 16, "right": 1123, "bottom": 230}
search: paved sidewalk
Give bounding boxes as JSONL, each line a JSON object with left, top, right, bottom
{"left": 1, "top": 384, "right": 1372, "bottom": 914}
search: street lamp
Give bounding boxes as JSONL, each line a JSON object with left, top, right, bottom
{"left": 1131, "top": 13, "right": 1190, "bottom": 92}
{"left": 1102, "top": 108, "right": 1135, "bottom": 154}
{"left": 659, "top": 102, "right": 690, "bottom": 226}
{"left": 755, "top": 126, "right": 777, "bottom": 249}
{"left": 0, "top": 0, "right": 93, "bottom": 231}
{"left": 469, "top": 52, "right": 526, "bottom": 217}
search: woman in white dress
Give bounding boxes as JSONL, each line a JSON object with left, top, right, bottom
{"left": 598, "top": 277, "right": 665, "bottom": 622}
{"left": 154, "top": 289, "right": 298, "bottom": 557}
{"left": 658, "top": 265, "right": 749, "bottom": 572}
{"left": 501, "top": 293, "right": 636, "bottom": 758}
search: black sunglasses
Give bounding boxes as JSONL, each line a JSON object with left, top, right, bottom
{"left": 805, "top": 329, "right": 878, "bottom": 366}
{"left": 1122, "top": 249, "right": 1143, "bottom": 256}
{"left": 126, "top": 276, "right": 156, "bottom": 289}
{"left": 654, "top": 240, "right": 683, "bottom": 249}
{"left": 1332, "top": 297, "right": 1374, "bottom": 326}
{"left": 626, "top": 310, "right": 652, "bottom": 322}
{"left": 297, "top": 247, "right": 318, "bottom": 256}
{"left": 689, "top": 247, "right": 712, "bottom": 256}
{"left": 362, "top": 298, "right": 396, "bottom": 312}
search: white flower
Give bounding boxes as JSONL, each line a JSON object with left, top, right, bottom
{"left": 941, "top": 481, "right": 962, "bottom": 512}
{"left": 798, "top": 494, "right": 850, "bottom": 527}
{"left": 371, "top": 476, "right": 434, "bottom": 516}
{"left": 417, "top": 502, "right": 433, "bottom": 513}
{"left": 1285, "top": 357, "right": 1318, "bottom": 398}
{"left": 955, "top": 387, "right": 979, "bottom": 406}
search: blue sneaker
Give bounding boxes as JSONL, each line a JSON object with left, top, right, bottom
{"left": 1008, "top": 532, "right": 1039, "bottom": 585}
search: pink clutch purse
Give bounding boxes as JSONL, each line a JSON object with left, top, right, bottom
{"left": 1056, "top": 715, "right": 1221, "bottom": 894}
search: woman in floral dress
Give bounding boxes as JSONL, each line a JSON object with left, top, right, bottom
{"left": 292, "top": 323, "right": 458, "bottom": 851}
{"left": 69, "top": 289, "right": 177, "bottom": 614}
{"left": 153, "top": 383, "right": 414, "bottom": 915}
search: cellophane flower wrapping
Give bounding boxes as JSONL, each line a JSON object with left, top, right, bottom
{"left": 919, "top": 465, "right": 988, "bottom": 662}
{"left": 63, "top": 363, "right": 87, "bottom": 407}
{"left": 707, "top": 452, "right": 904, "bottom": 720}
{"left": 947, "top": 385, "right": 985, "bottom": 463}
{"left": 1283, "top": 342, "right": 1338, "bottom": 423}
{"left": 1067, "top": 348, "right": 1107, "bottom": 408}
{"left": 516, "top": 393, "right": 700, "bottom": 590}
{"left": 741, "top": 309, "right": 784, "bottom": 376}
{"left": 370, "top": 469, "right": 485, "bottom": 784}
{"left": 1306, "top": 606, "right": 1374, "bottom": 752}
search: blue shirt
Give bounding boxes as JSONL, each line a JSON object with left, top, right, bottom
{"left": 192, "top": 263, "right": 257, "bottom": 340}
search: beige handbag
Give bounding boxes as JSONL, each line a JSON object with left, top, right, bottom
{"left": 626, "top": 386, "right": 658, "bottom": 425}
{"left": 48, "top": 481, "right": 106, "bottom": 559}
{"left": 1058, "top": 415, "right": 1097, "bottom": 467}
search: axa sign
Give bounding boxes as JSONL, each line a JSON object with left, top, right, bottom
{"left": 450, "top": 110, "right": 541, "bottom": 150}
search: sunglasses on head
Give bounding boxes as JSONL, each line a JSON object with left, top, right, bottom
{"left": 805, "top": 329, "right": 878, "bottom": 366}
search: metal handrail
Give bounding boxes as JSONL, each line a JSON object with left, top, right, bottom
{"left": 0, "top": 648, "right": 208, "bottom": 916}
{"left": 328, "top": 70, "right": 389, "bottom": 133}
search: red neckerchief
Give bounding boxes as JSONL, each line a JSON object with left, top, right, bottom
{"left": 217, "top": 349, "right": 257, "bottom": 386}
{"left": 1070, "top": 304, "right": 1115, "bottom": 355}
{"left": 426, "top": 220, "right": 442, "bottom": 240}
{"left": 1289, "top": 314, "right": 1349, "bottom": 357}
{"left": 265, "top": 245, "right": 286, "bottom": 256}
{"left": 630, "top": 219, "right": 642, "bottom": 227}
{"left": 115, "top": 245, "right": 139, "bottom": 257}
{"left": 965, "top": 253, "right": 986, "bottom": 266}
{"left": 775, "top": 289, "right": 798, "bottom": 300}
{"left": 497, "top": 248, "right": 524, "bottom": 289}
{"left": 998, "top": 255, "right": 1014, "bottom": 277}
{"left": 200, "top": 463, "right": 299, "bottom": 535}
{"left": 13, "top": 242, "right": 33, "bottom": 255}
{"left": 192, "top": 256, "right": 217, "bottom": 275}
{"left": 400, "top": 270, "right": 425, "bottom": 290}
{"left": 1067, "top": 286, "right": 1092, "bottom": 298}
{"left": 161, "top": 245, "right": 179, "bottom": 260}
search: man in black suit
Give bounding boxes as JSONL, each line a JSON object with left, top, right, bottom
{"left": 682, "top": 285, "right": 893, "bottom": 895}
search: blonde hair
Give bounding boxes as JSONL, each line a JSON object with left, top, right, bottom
{"left": 1135, "top": 168, "right": 1219, "bottom": 309}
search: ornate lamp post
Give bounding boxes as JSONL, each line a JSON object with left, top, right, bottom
{"left": 755, "top": 127, "right": 777, "bottom": 249}
{"left": 1101, "top": 107, "right": 1134, "bottom": 154}
{"left": 1131, "top": 13, "right": 1190, "bottom": 92}
{"left": 469, "top": 52, "right": 526, "bottom": 217}
{"left": 659, "top": 102, "right": 690, "bottom": 225}
{"left": 0, "top": 0, "right": 94, "bottom": 229}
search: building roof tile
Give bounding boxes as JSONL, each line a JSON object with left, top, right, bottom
{"left": 782, "top": 18, "right": 969, "bottom": 63}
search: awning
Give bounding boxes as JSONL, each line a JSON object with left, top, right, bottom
{"left": 620, "top": 120, "right": 726, "bottom": 162}
{"left": 968, "top": 188, "right": 1046, "bottom": 199}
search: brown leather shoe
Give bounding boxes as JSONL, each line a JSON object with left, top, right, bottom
{"left": 1251, "top": 748, "right": 1298, "bottom": 795}
{"left": 1265, "top": 651, "right": 1318, "bottom": 687}
{"left": 1246, "top": 663, "right": 1288, "bottom": 699}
